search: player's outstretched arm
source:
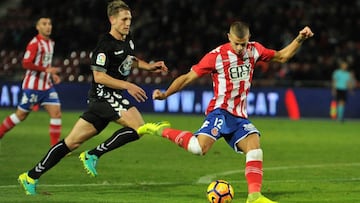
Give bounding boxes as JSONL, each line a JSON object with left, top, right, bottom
{"left": 136, "top": 58, "right": 168, "bottom": 73}
{"left": 153, "top": 70, "right": 199, "bottom": 100}
{"left": 272, "top": 26, "right": 314, "bottom": 63}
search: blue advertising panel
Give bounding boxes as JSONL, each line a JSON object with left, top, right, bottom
{"left": 0, "top": 82, "right": 89, "bottom": 110}
{"left": 0, "top": 82, "right": 359, "bottom": 118}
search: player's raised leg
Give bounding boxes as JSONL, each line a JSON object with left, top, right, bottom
{"left": 137, "top": 121, "right": 170, "bottom": 136}
{"left": 139, "top": 122, "right": 209, "bottom": 155}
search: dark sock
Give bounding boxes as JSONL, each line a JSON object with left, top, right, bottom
{"left": 28, "top": 140, "right": 71, "bottom": 179}
{"left": 88, "top": 127, "right": 139, "bottom": 158}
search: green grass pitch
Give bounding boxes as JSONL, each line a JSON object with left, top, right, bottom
{"left": 0, "top": 109, "right": 359, "bottom": 202}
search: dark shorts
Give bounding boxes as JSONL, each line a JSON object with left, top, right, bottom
{"left": 336, "top": 89, "right": 347, "bottom": 102}
{"left": 80, "top": 97, "right": 134, "bottom": 133}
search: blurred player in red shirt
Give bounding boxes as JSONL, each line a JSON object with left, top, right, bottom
{"left": 0, "top": 16, "right": 62, "bottom": 146}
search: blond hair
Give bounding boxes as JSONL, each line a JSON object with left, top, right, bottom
{"left": 107, "top": 0, "right": 130, "bottom": 17}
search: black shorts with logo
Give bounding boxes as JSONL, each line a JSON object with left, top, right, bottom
{"left": 80, "top": 97, "right": 134, "bottom": 133}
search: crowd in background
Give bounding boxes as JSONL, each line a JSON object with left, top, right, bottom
{"left": 0, "top": 0, "right": 359, "bottom": 86}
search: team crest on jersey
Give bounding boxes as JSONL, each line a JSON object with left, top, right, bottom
{"left": 42, "top": 53, "right": 52, "bottom": 67}
{"left": 118, "top": 55, "right": 134, "bottom": 76}
{"left": 129, "top": 40, "right": 134, "bottom": 50}
{"left": 211, "top": 127, "right": 219, "bottom": 137}
{"left": 96, "top": 53, "right": 106, "bottom": 66}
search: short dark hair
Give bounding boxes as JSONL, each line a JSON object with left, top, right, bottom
{"left": 33, "top": 15, "right": 51, "bottom": 26}
{"left": 230, "top": 21, "right": 250, "bottom": 38}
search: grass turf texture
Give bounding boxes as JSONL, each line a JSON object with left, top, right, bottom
{"left": 0, "top": 109, "right": 359, "bottom": 202}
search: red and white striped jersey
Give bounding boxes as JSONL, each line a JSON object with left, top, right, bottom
{"left": 21, "top": 34, "right": 55, "bottom": 90}
{"left": 192, "top": 42, "right": 275, "bottom": 118}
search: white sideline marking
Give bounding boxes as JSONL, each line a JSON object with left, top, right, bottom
{"left": 196, "top": 162, "right": 360, "bottom": 183}
{"left": 1, "top": 163, "right": 359, "bottom": 189}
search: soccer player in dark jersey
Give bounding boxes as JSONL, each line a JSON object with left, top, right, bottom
{"left": 18, "top": 0, "right": 169, "bottom": 195}
{"left": 142, "top": 21, "right": 314, "bottom": 203}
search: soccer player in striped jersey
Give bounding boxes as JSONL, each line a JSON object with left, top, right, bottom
{"left": 0, "top": 16, "right": 62, "bottom": 146}
{"left": 147, "top": 21, "right": 314, "bottom": 203}
{"left": 18, "top": 0, "right": 169, "bottom": 195}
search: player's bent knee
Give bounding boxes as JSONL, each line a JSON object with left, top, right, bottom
{"left": 187, "top": 136, "right": 203, "bottom": 155}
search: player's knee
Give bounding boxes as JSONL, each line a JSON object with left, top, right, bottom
{"left": 49, "top": 110, "right": 62, "bottom": 118}
{"left": 187, "top": 136, "right": 203, "bottom": 155}
{"left": 14, "top": 111, "right": 28, "bottom": 121}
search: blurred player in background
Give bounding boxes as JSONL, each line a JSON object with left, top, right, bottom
{"left": 331, "top": 60, "right": 356, "bottom": 122}
{"left": 17, "top": 0, "right": 169, "bottom": 195}
{"left": 143, "top": 21, "right": 313, "bottom": 203}
{"left": 0, "top": 16, "right": 62, "bottom": 146}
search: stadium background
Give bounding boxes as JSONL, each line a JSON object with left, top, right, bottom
{"left": 0, "top": 0, "right": 359, "bottom": 118}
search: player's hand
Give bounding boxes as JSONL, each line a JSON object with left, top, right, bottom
{"left": 46, "top": 67, "right": 61, "bottom": 74}
{"left": 152, "top": 89, "right": 167, "bottom": 100}
{"left": 127, "top": 83, "right": 148, "bottom": 102}
{"left": 149, "top": 61, "right": 168, "bottom": 73}
{"left": 51, "top": 74, "right": 61, "bottom": 84}
{"left": 297, "top": 26, "right": 314, "bottom": 42}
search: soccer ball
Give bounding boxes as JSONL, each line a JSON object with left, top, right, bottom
{"left": 206, "top": 180, "right": 234, "bottom": 203}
